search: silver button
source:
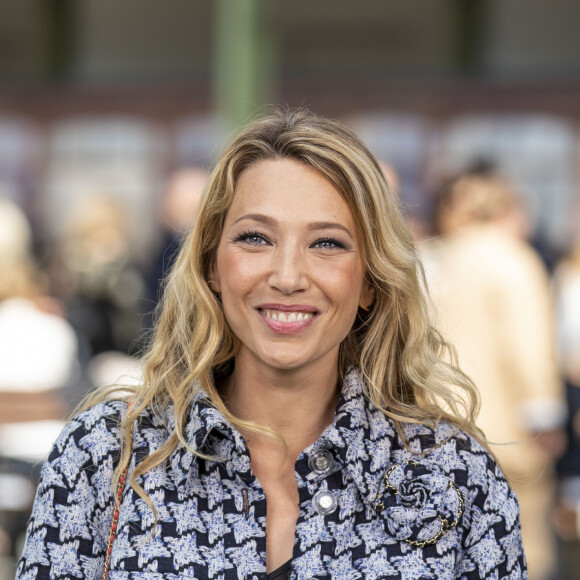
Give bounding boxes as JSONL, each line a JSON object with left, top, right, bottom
{"left": 308, "top": 449, "right": 334, "bottom": 475}
{"left": 313, "top": 489, "right": 337, "bottom": 515}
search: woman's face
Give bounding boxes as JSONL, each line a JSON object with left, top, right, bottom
{"left": 212, "top": 158, "right": 373, "bottom": 376}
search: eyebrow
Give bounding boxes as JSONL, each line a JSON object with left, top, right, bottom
{"left": 233, "top": 214, "right": 354, "bottom": 239}
{"left": 307, "top": 221, "right": 354, "bottom": 239}
{"left": 233, "top": 213, "right": 273, "bottom": 226}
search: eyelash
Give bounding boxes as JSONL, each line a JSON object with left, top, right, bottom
{"left": 234, "top": 230, "right": 270, "bottom": 245}
{"left": 312, "top": 237, "right": 346, "bottom": 250}
{"left": 234, "top": 230, "right": 346, "bottom": 250}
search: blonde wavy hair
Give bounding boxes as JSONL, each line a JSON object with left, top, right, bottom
{"left": 85, "top": 108, "right": 481, "bottom": 507}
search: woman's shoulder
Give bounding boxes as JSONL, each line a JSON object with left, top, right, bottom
{"left": 401, "top": 418, "right": 484, "bottom": 450}
{"left": 51, "top": 398, "right": 173, "bottom": 460}
{"left": 41, "top": 398, "right": 172, "bottom": 495}
{"left": 394, "top": 419, "right": 516, "bottom": 508}
{"left": 49, "top": 400, "right": 127, "bottom": 454}
{"left": 40, "top": 400, "right": 130, "bottom": 487}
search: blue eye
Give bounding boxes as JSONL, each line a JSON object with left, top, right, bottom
{"left": 235, "top": 231, "right": 270, "bottom": 245}
{"left": 312, "top": 238, "right": 345, "bottom": 250}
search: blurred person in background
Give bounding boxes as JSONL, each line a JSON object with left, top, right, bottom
{"left": 138, "top": 167, "right": 208, "bottom": 352}
{"left": 146, "top": 167, "right": 208, "bottom": 305}
{"left": 49, "top": 195, "right": 146, "bottom": 358}
{"left": 379, "top": 161, "right": 429, "bottom": 243}
{"left": 0, "top": 197, "right": 78, "bottom": 572}
{"left": 553, "top": 238, "right": 580, "bottom": 567}
{"left": 0, "top": 195, "right": 32, "bottom": 264}
{"left": 423, "top": 172, "right": 566, "bottom": 580}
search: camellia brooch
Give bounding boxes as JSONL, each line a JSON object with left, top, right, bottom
{"left": 372, "top": 461, "right": 464, "bottom": 547}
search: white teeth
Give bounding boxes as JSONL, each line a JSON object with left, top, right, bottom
{"left": 263, "top": 309, "right": 314, "bottom": 323}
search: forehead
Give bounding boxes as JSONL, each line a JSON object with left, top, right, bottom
{"left": 228, "top": 158, "right": 356, "bottom": 227}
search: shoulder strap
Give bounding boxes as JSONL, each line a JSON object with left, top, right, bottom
{"left": 102, "top": 467, "right": 128, "bottom": 580}
{"left": 102, "top": 398, "right": 132, "bottom": 580}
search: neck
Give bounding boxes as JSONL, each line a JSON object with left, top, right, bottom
{"left": 220, "top": 354, "right": 340, "bottom": 457}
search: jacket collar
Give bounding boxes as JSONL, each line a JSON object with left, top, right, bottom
{"left": 185, "top": 393, "right": 247, "bottom": 453}
{"left": 175, "top": 367, "right": 399, "bottom": 508}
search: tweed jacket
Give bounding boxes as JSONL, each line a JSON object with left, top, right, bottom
{"left": 18, "top": 369, "right": 527, "bottom": 579}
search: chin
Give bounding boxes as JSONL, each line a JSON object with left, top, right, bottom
{"left": 257, "top": 349, "right": 313, "bottom": 372}
{"left": 264, "top": 357, "right": 306, "bottom": 371}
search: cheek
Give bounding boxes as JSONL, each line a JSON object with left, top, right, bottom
{"left": 216, "top": 250, "right": 262, "bottom": 296}
{"left": 322, "top": 260, "right": 366, "bottom": 297}
{"left": 319, "top": 265, "right": 366, "bottom": 326}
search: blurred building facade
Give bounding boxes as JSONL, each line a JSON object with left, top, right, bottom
{"left": 1, "top": 0, "right": 580, "bottom": 259}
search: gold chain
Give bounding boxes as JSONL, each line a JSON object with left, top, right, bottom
{"left": 372, "top": 470, "right": 464, "bottom": 547}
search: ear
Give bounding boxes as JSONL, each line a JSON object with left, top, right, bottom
{"left": 209, "top": 261, "right": 222, "bottom": 293}
{"left": 359, "top": 281, "right": 375, "bottom": 310}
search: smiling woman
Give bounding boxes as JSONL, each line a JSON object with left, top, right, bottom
{"left": 18, "top": 110, "right": 527, "bottom": 579}
{"left": 212, "top": 158, "right": 372, "bottom": 376}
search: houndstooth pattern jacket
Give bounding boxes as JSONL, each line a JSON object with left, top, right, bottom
{"left": 18, "top": 368, "right": 527, "bottom": 579}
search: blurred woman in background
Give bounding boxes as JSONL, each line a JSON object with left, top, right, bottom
{"left": 424, "top": 172, "right": 565, "bottom": 580}
{"left": 0, "top": 197, "right": 78, "bottom": 570}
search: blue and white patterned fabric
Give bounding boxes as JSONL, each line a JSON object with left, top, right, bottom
{"left": 18, "top": 368, "right": 527, "bottom": 579}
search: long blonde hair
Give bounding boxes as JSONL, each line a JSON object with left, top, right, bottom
{"left": 85, "top": 108, "right": 481, "bottom": 507}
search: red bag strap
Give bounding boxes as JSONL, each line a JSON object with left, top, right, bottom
{"left": 102, "top": 466, "right": 128, "bottom": 580}
{"left": 102, "top": 398, "right": 131, "bottom": 580}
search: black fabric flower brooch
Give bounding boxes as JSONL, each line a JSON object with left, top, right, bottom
{"left": 372, "top": 461, "right": 464, "bottom": 547}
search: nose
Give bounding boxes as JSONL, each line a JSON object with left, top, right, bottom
{"left": 268, "top": 242, "right": 309, "bottom": 295}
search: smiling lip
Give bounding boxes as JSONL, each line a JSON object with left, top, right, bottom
{"left": 256, "top": 303, "right": 318, "bottom": 334}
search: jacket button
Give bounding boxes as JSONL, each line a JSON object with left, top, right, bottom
{"left": 308, "top": 449, "right": 334, "bottom": 475}
{"left": 313, "top": 489, "right": 337, "bottom": 515}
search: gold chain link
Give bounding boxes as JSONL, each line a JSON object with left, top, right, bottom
{"left": 372, "top": 469, "right": 464, "bottom": 547}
